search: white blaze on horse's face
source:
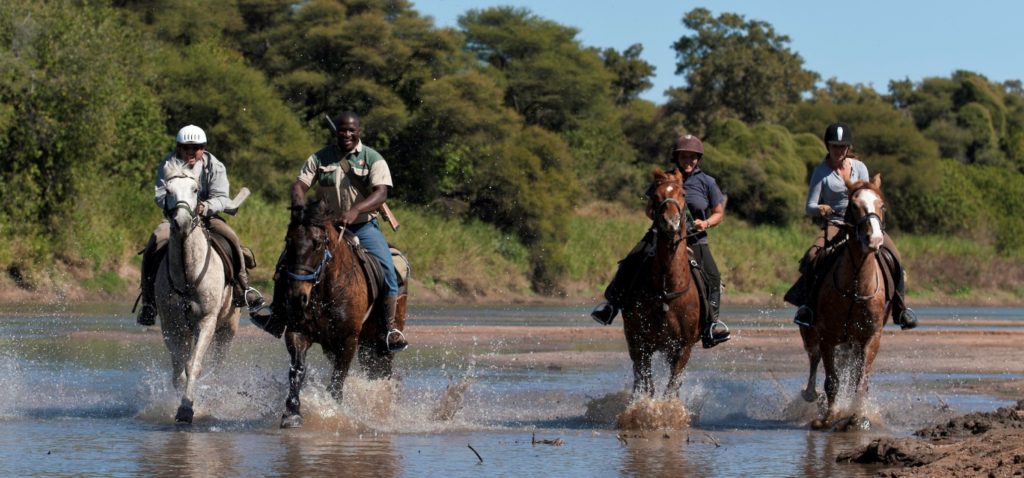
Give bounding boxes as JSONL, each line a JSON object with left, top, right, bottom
{"left": 164, "top": 173, "right": 200, "bottom": 231}
{"left": 854, "top": 189, "right": 884, "bottom": 252}
{"left": 655, "top": 184, "right": 683, "bottom": 233}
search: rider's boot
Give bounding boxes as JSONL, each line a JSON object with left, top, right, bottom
{"left": 136, "top": 248, "right": 159, "bottom": 326}
{"left": 382, "top": 295, "right": 408, "bottom": 352}
{"left": 701, "top": 287, "right": 731, "bottom": 349}
{"left": 890, "top": 274, "right": 918, "bottom": 330}
{"left": 590, "top": 301, "right": 619, "bottom": 325}
{"left": 788, "top": 267, "right": 816, "bottom": 328}
{"left": 249, "top": 274, "right": 286, "bottom": 338}
{"left": 783, "top": 274, "right": 807, "bottom": 307}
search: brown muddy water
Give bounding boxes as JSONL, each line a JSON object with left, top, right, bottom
{"left": 0, "top": 304, "right": 1019, "bottom": 477}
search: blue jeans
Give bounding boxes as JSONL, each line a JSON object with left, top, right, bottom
{"left": 350, "top": 219, "right": 398, "bottom": 296}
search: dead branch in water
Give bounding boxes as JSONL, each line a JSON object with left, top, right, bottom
{"left": 467, "top": 444, "right": 483, "bottom": 463}
{"left": 531, "top": 432, "right": 565, "bottom": 446}
{"left": 616, "top": 434, "right": 628, "bottom": 445}
{"left": 704, "top": 432, "right": 720, "bottom": 448}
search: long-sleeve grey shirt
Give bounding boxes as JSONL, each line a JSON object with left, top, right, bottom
{"left": 805, "top": 156, "right": 869, "bottom": 221}
{"left": 154, "top": 151, "right": 231, "bottom": 216}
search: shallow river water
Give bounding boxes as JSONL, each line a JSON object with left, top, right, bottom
{"left": 0, "top": 304, "right": 1019, "bottom": 477}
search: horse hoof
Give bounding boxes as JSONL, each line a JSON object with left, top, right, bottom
{"left": 175, "top": 406, "right": 194, "bottom": 424}
{"left": 281, "top": 413, "right": 304, "bottom": 429}
{"left": 801, "top": 389, "right": 819, "bottom": 403}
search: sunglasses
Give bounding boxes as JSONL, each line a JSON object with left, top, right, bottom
{"left": 179, "top": 144, "right": 205, "bottom": 151}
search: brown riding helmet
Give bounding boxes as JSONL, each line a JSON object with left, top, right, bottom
{"left": 673, "top": 134, "right": 704, "bottom": 156}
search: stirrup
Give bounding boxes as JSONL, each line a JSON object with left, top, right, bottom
{"left": 702, "top": 321, "right": 731, "bottom": 349}
{"left": 244, "top": 287, "right": 266, "bottom": 311}
{"left": 793, "top": 305, "right": 814, "bottom": 327}
{"left": 386, "top": 329, "right": 408, "bottom": 352}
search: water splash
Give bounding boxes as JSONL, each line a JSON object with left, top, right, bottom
{"left": 615, "top": 397, "right": 691, "bottom": 430}
{"left": 583, "top": 391, "right": 630, "bottom": 424}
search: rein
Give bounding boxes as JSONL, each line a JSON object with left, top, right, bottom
{"left": 162, "top": 173, "right": 212, "bottom": 296}
{"left": 835, "top": 194, "right": 885, "bottom": 303}
{"left": 651, "top": 195, "right": 692, "bottom": 304}
{"left": 165, "top": 216, "right": 213, "bottom": 296}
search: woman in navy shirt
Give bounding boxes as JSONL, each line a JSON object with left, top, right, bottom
{"left": 591, "top": 134, "right": 731, "bottom": 349}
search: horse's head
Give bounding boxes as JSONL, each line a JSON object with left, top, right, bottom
{"left": 162, "top": 163, "right": 202, "bottom": 233}
{"left": 284, "top": 200, "right": 337, "bottom": 308}
{"left": 845, "top": 174, "right": 886, "bottom": 253}
{"left": 647, "top": 169, "right": 686, "bottom": 238}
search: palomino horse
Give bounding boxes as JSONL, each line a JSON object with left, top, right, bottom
{"left": 800, "top": 174, "right": 889, "bottom": 430}
{"left": 154, "top": 163, "right": 248, "bottom": 423}
{"left": 622, "top": 169, "right": 702, "bottom": 397}
{"left": 279, "top": 199, "right": 406, "bottom": 428}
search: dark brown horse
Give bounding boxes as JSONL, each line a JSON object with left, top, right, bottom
{"left": 800, "top": 174, "right": 889, "bottom": 430}
{"left": 622, "top": 169, "right": 702, "bottom": 397}
{"left": 279, "top": 200, "right": 406, "bottom": 428}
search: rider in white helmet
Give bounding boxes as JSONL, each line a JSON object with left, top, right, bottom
{"left": 135, "top": 125, "right": 265, "bottom": 325}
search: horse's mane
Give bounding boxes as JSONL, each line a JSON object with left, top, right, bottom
{"left": 652, "top": 168, "right": 682, "bottom": 185}
{"left": 847, "top": 175, "right": 884, "bottom": 203}
{"left": 300, "top": 199, "right": 336, "bottom": 227}
{"left": 163, "top": 161, "right": 198, "bottom": 181}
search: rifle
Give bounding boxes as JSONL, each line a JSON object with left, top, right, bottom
{"left": 324, "top": 114, "right": 401, "bottom": 231}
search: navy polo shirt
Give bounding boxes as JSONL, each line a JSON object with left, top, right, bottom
{"left": 681, "top": 167, "right": 724, "bottom": 245}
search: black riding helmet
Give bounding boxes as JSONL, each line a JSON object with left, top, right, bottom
{"left": 823, "top": 122, "right": 852, "bottom": 146}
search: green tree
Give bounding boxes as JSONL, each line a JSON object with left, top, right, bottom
{"left": 458, "top": 7, "right": 615, "bottom": 132}
{"left": 152, "top": 40, "right": 315, "bottom": 202}
{"left": 702, "top": 120, "right": 818, "bottom": 225}
{"left": 671, "top": 8, "right": 818, "bottom": 133}
{"left": 0, "top": 0, "right": 167, "bottom": 280}
{"left": 601, "top": 43, "right": 655, "bottom": 105}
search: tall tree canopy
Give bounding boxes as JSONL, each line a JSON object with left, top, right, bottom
{"left": 671, "top": 7, "right": 818, "bottom": 133}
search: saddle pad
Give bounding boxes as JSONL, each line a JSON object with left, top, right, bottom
{"left": 339, "top": 231, "right": 410, "bottom": 302}
{"left": 391, "top": 247, "right": 410, "bottom": 287}
{"left": 208, "top": 233, "right": 238, "bottom": 285}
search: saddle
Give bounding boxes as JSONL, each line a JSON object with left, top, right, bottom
{"left": 808, "top": 232, "right": 899, "bottom": 304}
{"left": 613, "top": 243, "right": 713, "bottom": 326}
{"left": 208, "top": 229, "right": 256, "bottom": 287}
{"left": 339, "top": 230, "right": 410, "bottom": 304}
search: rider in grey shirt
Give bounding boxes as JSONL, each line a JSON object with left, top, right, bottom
{"left": 805, "top": 157, "right": 869, "bottom": 222}
{"left": 784, "top": 122, "right": 917, "bottom": 330}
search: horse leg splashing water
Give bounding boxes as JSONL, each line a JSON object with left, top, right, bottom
{"left": 279, "top": 200, "right": 402, "bottom": 429}
{"left": 802, "top": 174, "right": 889, "bottom": 431}
{"left": 622, "top": 169, "right": 701, "bottom": 400}
{"left": 154, "top": 163, "right": 244, "bottom": 424}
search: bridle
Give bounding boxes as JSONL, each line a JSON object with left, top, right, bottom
{"left": 287, "top": 227, "right": 333, "bottom": 285}
{"left": 163, "top": 173, "right": 202, "bottom": 233}
{"left": 829, "top": 189, "right": 885, "bottom": 304}
{"left": 650, "top": 184, "right": 694, "bottom": 302}
{"left": 162, "top": 172, "right": 210, "bottom": 294}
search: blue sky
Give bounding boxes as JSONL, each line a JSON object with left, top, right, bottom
{"left": 415, "top": 0, "right": 1021, "bottom": 103}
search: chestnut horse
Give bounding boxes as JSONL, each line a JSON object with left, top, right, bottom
{"left": 800, "top": 174, "right": 890, "bottom": 430}
{"left": 622, "top": 169, "right": 702, "bottom": 397}
{"left": 279, "top": 200, "right": 406, "bottom": 428}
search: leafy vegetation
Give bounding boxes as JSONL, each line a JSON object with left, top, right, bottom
{"left": 1, "top": 1, "right": 1022, "bottom": 302}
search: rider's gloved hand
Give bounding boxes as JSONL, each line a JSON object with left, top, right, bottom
{"left": 817, "top": 204, "right": 833, "bottom": 218}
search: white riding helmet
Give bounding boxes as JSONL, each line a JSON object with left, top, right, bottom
{"left": 176, "top": 125, "right": 207, "bottom": 145}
